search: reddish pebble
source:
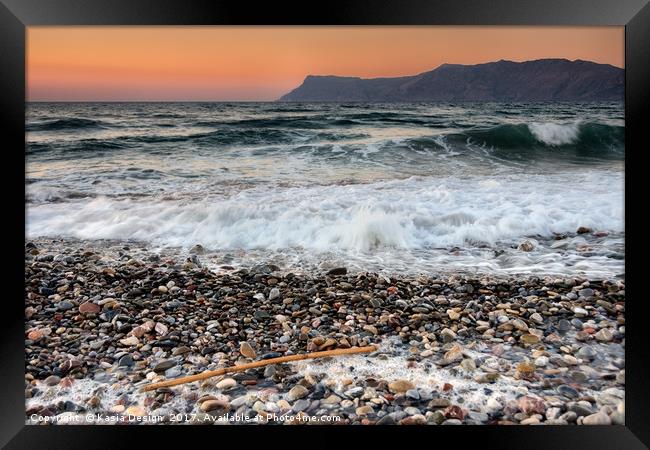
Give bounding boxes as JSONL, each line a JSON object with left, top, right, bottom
{"left": 79, "top": 301, "right": 100, "bottom": 314}
{"left": 518, "top": 395, "right": 546, "bottom": 414}
{"left": 443, "top": 405, "right": 466, "bottom": 420}
{"left": 27, "top": 330, "right": 43, "bottom": 340}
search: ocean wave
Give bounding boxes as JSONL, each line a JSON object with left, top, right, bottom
{"left": 26, "top": 118, "right": 109, "bottom": 131}
{"left": 457, "top": 122, "right": 623, "bottom": 151}
{"left": 27, "top": 172, "right": 623, "bottom": 252}
{"left": 27, "top": 139, "right": 130, "bottom": 155}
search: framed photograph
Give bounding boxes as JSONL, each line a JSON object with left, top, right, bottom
{"left": 2, "top": 0, "right": 648, "bottom": 447}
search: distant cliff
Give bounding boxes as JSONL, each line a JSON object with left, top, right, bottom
{"left": 278, "top": 59, "right": 623, "bottom": 102}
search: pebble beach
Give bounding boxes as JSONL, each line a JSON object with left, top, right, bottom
{"left": 25, "top": 238, "right": 625, "bottom": 426}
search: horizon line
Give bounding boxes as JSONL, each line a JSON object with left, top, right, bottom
{"left": 27, "top": 57, "right": 624, "bottom": 103}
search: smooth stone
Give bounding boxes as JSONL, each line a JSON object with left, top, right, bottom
{"left": 165, "top": 367, "right": 182, "bottom": 378}
{"left": 595, "top": 329, "right": 613, "bottom": 342}
{"left": 216, "top": 378, "right": 237, "bottom": 390}
{"left": 571, "top": 318, "right": 584, "bottom": 328}
{"left": 582, "top": 411, "right": 611, "bottom": 425}
{"left": 442, "top": 419, "right": 462, "bottom": 425}
{"left": 530, "top": 313, "right": 543, "bottom": 323}
{"left": 520, "top": 334, "right": 541, "bottom": 344}
{"left": 321, "top": 394, "right": 342, "bottom": 405}
{"left": 154, "top": 322, "right": 168, "bottom": 335}
{"left": 200, "top": 397, "right": 230, "bottom": 412}
{"left": 573, "top": 307, "right": 588, "bottom": 316}
{"left": 57, "top": 301, "right": 74, "bottom": 311}
{"left": 327, "top": 267, "right": 347, "bottom": 276}
{"left": 172, "top": 346, "right": 191, "bottom": 356}
{"left": 268, "top": 288, "right": 280, "bottom": 300}
{"left": 577, "top": 346, "right": 597, "bottom": 360}
{"left": 287, "top": 384, "right": 309, "bottom": 401}
{"left": 355, "top": 405, "right": 374, "bottom": 416}
{"left": 79, "top": 302, "right": 100, "bottom": 314}
{"left": 534, "top": 356, "right": 549, "bottom": 367}
{"left": 388, "top": 379, "right": 415, "bottom": 393}
{"left": 44, "top": 375, "right": 61, "bottom": 386}
{"left": 153, "top": 360, "right": 176, "bottom": 373}
{"left": 557, "top": 385, "right": 579, "bottom": 399}
{"left": 344, "top": 387, "right": 364, "bottom": 398}
{"left": 569, "top": 403, "right": 594, "bottom": 417}
{"left": 559, "top": 411, "right": 578, "bottom": 423}
{"left": 292, "top": 399, "right": 311, "bottom": 413}
{"left": 118, "top": 355, "right": 134, "bottom": 367}
{"left": 578, "top": 288, "right": 595, "bottom": 298}
{"left": 405, "top": 389, "right": 420, "bottom": 400}
{"left": 518, "top": 396, "right": 545, "bottom": 414}
{"left": 428, "top": 398, "right": 451, "bottom": 408}
{"left": 240, "top": 342, "right": 256, "bottom": 359}
{"left": 119, "top": 336, "right": 140, "bottom": 346}
{"left": 376, "top": 414, "right": 396, "bottom": 425}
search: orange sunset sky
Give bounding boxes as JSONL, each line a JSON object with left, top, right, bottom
{"left": 27, "top": 26, "right": 624, "bottom": 102}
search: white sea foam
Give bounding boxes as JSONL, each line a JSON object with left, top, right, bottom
{"left": 27, "top": 170, "right": 624, "bottom": 277}
{"left": 528, "top": 122, "right": 581, "bottom": 146}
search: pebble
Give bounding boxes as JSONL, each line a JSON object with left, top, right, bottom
{"left": 287, "top": 384, "right": 309, "bottom": 401}
{"left": 344, "top": 387, "right": 364, "bottom": 398}
{"left": 582, "top": 411, "right": 611, "bottom": 425}
{"left": 595, "top": 329, "right": 613, "bottom": 342}
{"left": 153, "top": 360, "right": 175, "bottom": 373}
{"left": 388, "top": 380, "right": 415, "bottom": 393}
{"left": 79, "top": 301, "right": 100, "bottom": 314}
{"left": 57, "top": 301, "right": 74, "bottom": 311}
{"left": 23, "top": 241, "right": 626, "bottom": 426}
{"left": 356, "top": 405, "right": 373, "bottom": 416}
{"left": 518, "top": 396, "right": 545, "bottom": 414}
{"left": 240, "top": 341, "right": 256, "bottom": 358}
{"left": 557, "top": 385, "right": 579, "bottom": 399}
{"left": 118, "top": 355, "right": 134, "bottom": 367}
{"left": 520, "top": 334, "right": 540, "bottom": 344}
{"left": 573, "top": 307, "right": 588, "bottom": 316}
{"left": 530, "top": 312, "right": 543, "bottom": 323}
{"left": 119, "top": 335, "right": 140, "bottom": 346}
{"left": 268, "top": 288, "right": 281, "bottom": 300}
{"left": 216, "top": 378, "right": 237, "bottom": 390}
{"left": 292, "top": 399, "right": 311, "bottom": 413}
{"left": 44, "top": 375, "right": 61, "bottom": 386}
{"left": 200, "top": 397, "right": 230, "bottom": 412}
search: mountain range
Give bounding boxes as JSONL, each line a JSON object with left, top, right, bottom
{"left": 278, "top": 58, "right": 623, "bottom": 102}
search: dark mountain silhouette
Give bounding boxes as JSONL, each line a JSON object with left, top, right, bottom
{"left": 278, "top": 59, "right": 623, "bottom": 102}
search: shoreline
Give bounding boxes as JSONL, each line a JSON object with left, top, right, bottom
{"left": 25, "top": 239, "right": 625, "bottom": 425}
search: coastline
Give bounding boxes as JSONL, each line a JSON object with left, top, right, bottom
{"left": 25, "top": 238, "right": 625, "bottom": 425}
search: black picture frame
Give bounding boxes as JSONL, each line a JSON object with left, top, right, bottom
{"left": 2, "top": 0, "right": 648, "bottom": 448}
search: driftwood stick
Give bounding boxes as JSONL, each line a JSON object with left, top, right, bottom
{"left": 141, "top": 345, "right": 378, "bottom": 392}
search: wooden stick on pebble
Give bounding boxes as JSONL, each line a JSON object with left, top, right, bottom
{"left": 142, "top": 345, "right": 378, "bottom": 392}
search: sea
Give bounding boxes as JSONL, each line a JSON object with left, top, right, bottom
{"left": 26, "top": 102, "right": 625, "bottom": 279}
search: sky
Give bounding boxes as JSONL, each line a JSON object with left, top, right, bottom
{"left": 27, "top": 26, "right": 624, "bottom": 102}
